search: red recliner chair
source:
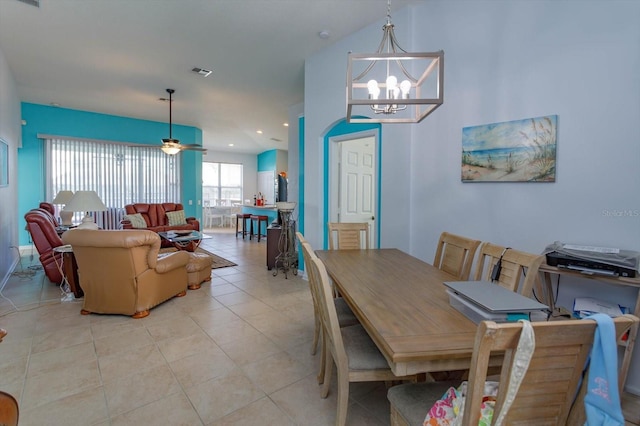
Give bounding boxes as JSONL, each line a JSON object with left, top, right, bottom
{"left": 24, "top": 209, "right": 64, "bottom": 284}
{"left": 39, "top": 202, "right": 56, "bottom": 217}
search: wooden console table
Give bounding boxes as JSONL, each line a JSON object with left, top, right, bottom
{"left": 538, "top": 263, "right": 640, "bottom": 390}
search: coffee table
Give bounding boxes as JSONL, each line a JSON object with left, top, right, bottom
{"left": 157, "top": 231, "right": 210, "bottom": 252}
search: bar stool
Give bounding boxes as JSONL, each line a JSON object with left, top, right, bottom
{"left": 236, "top": 213, "right": 252, "bottom": 239}
{"left": 249, "top": 215, "right": 268, "bottom": 242}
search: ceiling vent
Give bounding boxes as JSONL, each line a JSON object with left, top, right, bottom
{"left": 16, "top": 0, "right": 40, "bottom": 7}
{"left": 270, "top": 138, "right": 282, "bottom": 142}
{"left": 192, "top": 67, "right": 212, "bottom": 77}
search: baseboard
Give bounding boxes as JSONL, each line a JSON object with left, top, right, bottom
{"left": 625, "top": 384, "right": 640, "bottom": 397}
{"left": 19, "top": 244, "right": 37, "bottom": 257}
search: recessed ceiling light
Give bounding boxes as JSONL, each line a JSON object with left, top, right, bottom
{"left": 283, "top": 123, "right": 289, "bottom": 127}
{"left": 318, "top": 30, "right": 330, "bottom": 39}
{"left": 228, "top": 143, "right": 234, "bottom": 147}
{"left": 256, "top": 130, "right": 263, "bottom": 134}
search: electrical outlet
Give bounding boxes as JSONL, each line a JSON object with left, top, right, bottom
{"left": 188, "top": 200, "right": 193, "bottom": 205}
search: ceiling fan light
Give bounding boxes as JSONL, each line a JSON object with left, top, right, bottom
{"left": 161, "top": 143, "right": 181, "bottom": 155}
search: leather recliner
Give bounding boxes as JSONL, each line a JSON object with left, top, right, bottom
{"left": 24, "top": 208, "right": 64, "bottom": 284}
{"left": 39, "top": 202, "right": 58, "bottom": 224}
{"left": 61, "top": 229, "right": 190, "bottom": 318}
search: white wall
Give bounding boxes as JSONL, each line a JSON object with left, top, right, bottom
{"left": 0, "top": 45, "right": 22, "bottom": 284}
{"left": 304, "top": 0, "right": 640, "bottom": 393}
{"left": 409, "top": 0, "right": 640, "bottom": 392}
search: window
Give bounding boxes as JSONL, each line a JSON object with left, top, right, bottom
{"left": 203, "top": 162, "right": 243, "bottom": 206}
{"left": 45, "top": 136, "right": 180, "bottom": 228}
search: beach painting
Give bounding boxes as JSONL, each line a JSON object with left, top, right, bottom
{"left": 462, "top": 115, "right": 557, "bottom": 182}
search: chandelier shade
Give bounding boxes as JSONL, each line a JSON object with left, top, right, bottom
{"left": 346, "top": 1, "right": 444, "bottom": 124}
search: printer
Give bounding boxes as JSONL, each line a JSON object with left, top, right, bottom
{"left": 543, "top": 241, "right": 639, "bottom": 278}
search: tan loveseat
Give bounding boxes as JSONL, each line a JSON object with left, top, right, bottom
{"left": 62, "top": 229, "right": 190, "bottom": 318}
{"left": 121, "top": 202, "right": 200, "bottom": 233}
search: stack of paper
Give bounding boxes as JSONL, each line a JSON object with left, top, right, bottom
{"left": 573, "top": 297, "right": 625, "bottom": 318}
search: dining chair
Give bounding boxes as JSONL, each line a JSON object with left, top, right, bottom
{"left": 327, "top": 222, "right": 369, "bottom": 250}
{"left": 388, "top": 314, "right": 638, "bottom": 426}
{"left": 203, "top": 206, "right": 223, "bottom": 228}
{"left": 432, "top": 231, "right": 481, "bottom": 280}
{"left": 296, "top": 232, "right": 358, "bottom": 381}
{"left": 309, "top": 254, "right": 416, "bottom": 426}
{"left": 473, "top": 242, "right": 544, "bottom": 297}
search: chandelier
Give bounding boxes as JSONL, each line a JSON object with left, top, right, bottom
{"left": 346, "top": 0, "right": 444, "bottom": 123}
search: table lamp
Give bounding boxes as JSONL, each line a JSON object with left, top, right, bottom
{"left": 62, "top": 190, "right": 107, "bottom": 230}
{"left": 52, "top": 190, "right": 74, "bottom": 225}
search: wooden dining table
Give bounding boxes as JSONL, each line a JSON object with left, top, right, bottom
{"left": 315, "top": 248, "right": 482, "bottom": 376}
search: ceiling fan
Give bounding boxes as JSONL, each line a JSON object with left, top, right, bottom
{"left": 160, "top": 88, "right": 206, "bottom": 155}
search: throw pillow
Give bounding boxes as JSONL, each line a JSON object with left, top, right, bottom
{"left": 124, "top": 213, "right": 147, "bottom": 229}
{"left": 166, "top": 210, "right": 187, "bottom": 226}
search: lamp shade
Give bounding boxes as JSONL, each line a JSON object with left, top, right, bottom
{"left": 63, "top": 191, "right": 107, "bottom": 213}
{"left": 52, "top": 190, "right": 74, "bottom": 204}
{"left": 62, "top": 191, "right": 106, "bottom": 230}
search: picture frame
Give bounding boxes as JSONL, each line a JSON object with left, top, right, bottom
{"left": 0, "top": 139, "right": 8, "bottom": 187}
{"left": 462, "top": 115, "right": 557, "bottom": 182}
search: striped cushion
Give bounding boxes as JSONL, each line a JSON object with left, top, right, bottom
{"left": 124, "top": 213, "right": 147, "bottom": 229}
{"left": 166, "top": 210, "right": 187, "bottom": 226}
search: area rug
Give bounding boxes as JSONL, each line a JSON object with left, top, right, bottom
{"left": 159, "top": 247, "right": 237, "bottom": 269}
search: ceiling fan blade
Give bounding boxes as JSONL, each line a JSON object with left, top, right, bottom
{"left": 181, "top": 144, "right": 207, "bottom": 152}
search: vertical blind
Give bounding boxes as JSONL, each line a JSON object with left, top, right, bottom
{"left": 44, "top": 136, "right": 181, "bottom": 226}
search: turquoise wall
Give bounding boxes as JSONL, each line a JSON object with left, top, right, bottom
{"left": 257, "top": 150, "right": 277, "bottom": 172}
{"left": 18, "top": 103, "right": 203, "bottom": 245}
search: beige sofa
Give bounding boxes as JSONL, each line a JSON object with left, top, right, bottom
{"left": 62, "top": 229, "right": 190, "bottom": 318}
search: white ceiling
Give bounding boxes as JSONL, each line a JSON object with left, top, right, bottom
{"left": 0, "top": 0, "right": 420, "bottom": 154}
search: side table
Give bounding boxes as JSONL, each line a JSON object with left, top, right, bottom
{"left": 266, "top": 226, "right": 281, "bottom": 270}
{"left": 53, "top": 245, "right": 83, "bottom": 298}
{"left": 538, "top": 263, "right": 640, "bottom": 391}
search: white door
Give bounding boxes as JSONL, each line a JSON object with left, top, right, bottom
{"left": 330, "top": 134, "right": 377, "bottom": 248}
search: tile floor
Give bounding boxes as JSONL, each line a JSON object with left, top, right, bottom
{"left": 0, "top": 230, "right": 390, "bottom": 425}
{"left": 1, "top": 228, "right": 639, "bottom": 425}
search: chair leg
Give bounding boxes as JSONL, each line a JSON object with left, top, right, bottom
{"left": 336, "top": 378, "right": 350, "bottom": 426}
{"left": 132, "top": 310, "right": 149, "bottom": 319}
{"left": 257, "top": 219, "right": 262, "bottom": 242}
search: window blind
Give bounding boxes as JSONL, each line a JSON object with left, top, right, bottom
{"left": 44, "top": 136, "right": 181, "bottom": 228}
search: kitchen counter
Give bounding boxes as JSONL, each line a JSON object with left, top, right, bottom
{"left": 243, "top": 204, "right": 277, "bottom": 210}
{"left": 242, "top": 206, "right": 279, "bottom": 233}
